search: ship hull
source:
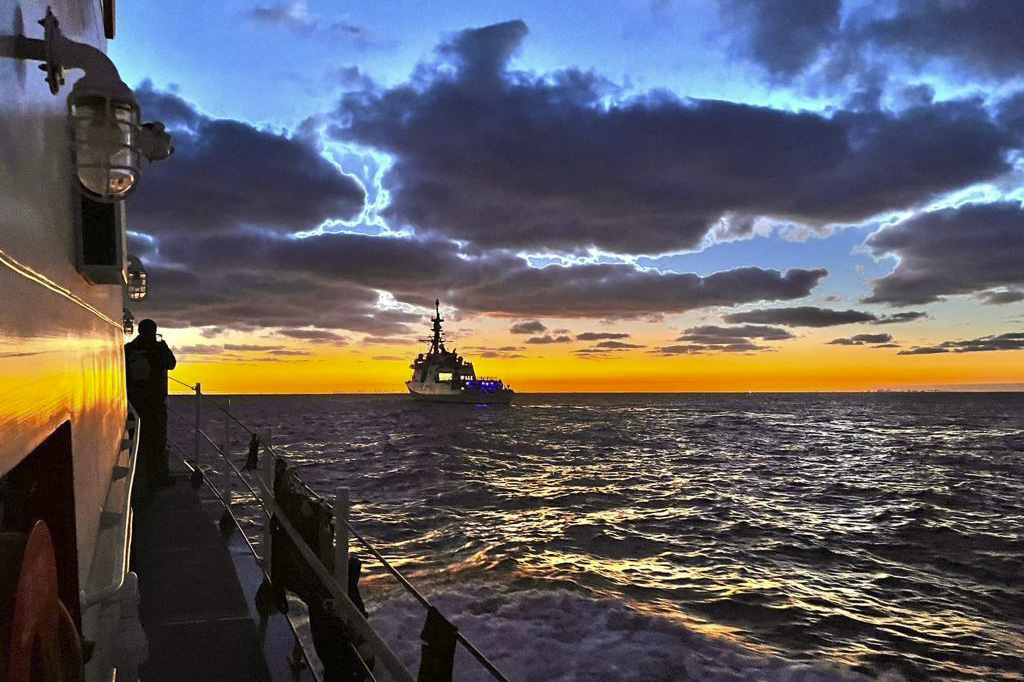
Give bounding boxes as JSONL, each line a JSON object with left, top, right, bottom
{"left": 406, "top": 382, "right": 514, "bottom": 404}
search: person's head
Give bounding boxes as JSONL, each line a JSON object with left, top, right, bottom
{"left": 138, "top": 319, "right": 157, "bottom": 339}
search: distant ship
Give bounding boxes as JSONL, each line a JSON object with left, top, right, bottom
{"left": 406, "top": 300, "right": 515, "bottom": 404}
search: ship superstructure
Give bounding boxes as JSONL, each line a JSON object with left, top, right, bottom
{"left": 406, "top": 301, "right": 514, "bottom": 404}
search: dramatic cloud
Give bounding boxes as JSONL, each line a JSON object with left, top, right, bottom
{"left": 654, "top": 324, "right": 793, "bottom": 354}
{"left": 456, "top": 265, "right": 828, "bottom": 317}
{"left": 576, "top": 332, "right": 631, "bottom": 341}
{"left": 865, "top": 203, "right": 1024, "bottom": 305}
{"left": 595, "top": 341, "right": 644, "bottom": 349}
{"left": 874, "top": 311, "right": 928, "bottom": 325}
{"left": 723, "top": 306, "right": 928, "bottom": 326}
{"left": 223, "top": 343, "right": 285, "bottom": 352}
{"left": 132, "top": 82, "right": 365, "bottom": 238}
{"left": 718, "top": 0, "right": 840, "bottom": 78}
{"left": 718, "top": 0, "right": 1024, "bottom": 82}
{"left": 178, "top": 344, "right": 224, "bottom": 355}
{"left": 276, "top": 329, "right": 350, "bottom": 344}
{"left": 526, "top": 335, "right": 572, "bottom": 345}
{"left": 723, "top": 306, "right": 875, "bottom": 327}
{"left": 827, "top": 333, "right": 893, "bottom": 346}
{"left": 865, "top": 0, "right": 1024, "bottom": 80}
{"left": 899, "top": 332, "right": 1024, "bottom": 355}
{"left": 510, "top": 320, "right": 547, "bottom": 334}
{"left": 978, "top": 289, "right": 1024, "bottom": 306}
{"left": 330, "top": 21, "right": 1014, "bottom": 255}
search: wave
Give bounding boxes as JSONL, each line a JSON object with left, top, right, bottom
{"left": 367, "top": 584, "right": 906, "bottom": 682}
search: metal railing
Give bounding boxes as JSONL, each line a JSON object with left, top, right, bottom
{"left": 164, "top": 376, "right": 513, "bottom": 682}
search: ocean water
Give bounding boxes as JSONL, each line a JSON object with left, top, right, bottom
{"left": 169, "top": 393, "right": 1024, "bottom": 682}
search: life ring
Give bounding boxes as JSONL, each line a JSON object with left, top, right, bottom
{"left": 1, "top": 521, "right": 83, "bottom": 682}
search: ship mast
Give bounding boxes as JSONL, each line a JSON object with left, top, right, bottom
{"left": 428, "top": 299, "right": 447, "bottom": 355}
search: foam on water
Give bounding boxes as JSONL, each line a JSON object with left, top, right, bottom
{"left": 367, "top": 584, "right": 906, "bottom": 682}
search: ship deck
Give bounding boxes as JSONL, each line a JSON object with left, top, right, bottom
{"left": 131, "top": 468, "right": 272, "bottom": 682}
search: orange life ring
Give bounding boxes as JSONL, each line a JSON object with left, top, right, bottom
{"left": 3, "top": 521, "right": 83, "bottom": 682}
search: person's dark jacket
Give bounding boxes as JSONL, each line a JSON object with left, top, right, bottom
{"left": 125, "top": 337, "right": 177, "bottom": 402}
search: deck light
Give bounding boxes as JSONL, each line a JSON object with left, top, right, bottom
{"left": 126, "top": 256, "right": 148, "bottom": 301}
{"left": 0, "top": 9, "right": 173, "bottom": 202}
{"left": 123, "top": 308, "right": 135, "bottom": 335}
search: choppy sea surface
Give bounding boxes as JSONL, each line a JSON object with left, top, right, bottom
{"left": 169, "top": 393, "right": 1024, "bottom": 682}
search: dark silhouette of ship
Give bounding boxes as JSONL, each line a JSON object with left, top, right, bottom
{"left": 406, "top": 300, "right": 514, "bottom": 404}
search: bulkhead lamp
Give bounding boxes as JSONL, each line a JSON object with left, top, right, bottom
{"left": 123, "top": 308, "right": 135, "bottom": 335}
{"left": 126, "top": 255, "right": 148, "bottom": 301}
{"left": 68, "top": 78, "right": 141, "bottom": 201}
{"left": 0, "top": 9, "right": 173, "bottom": 202}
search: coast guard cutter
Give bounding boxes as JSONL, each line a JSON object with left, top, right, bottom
{"left": 407, "top": 301, "right": 515, "bottom": 404}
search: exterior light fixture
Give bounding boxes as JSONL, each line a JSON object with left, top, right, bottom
{"left": 0, "top": 9, "right": 173, "bottom": 202}
{"left": 123, "top": 308, "right": 135, "bottom": 335}
{"left": 125, "top": 255, "right": 148, "bottom": 301}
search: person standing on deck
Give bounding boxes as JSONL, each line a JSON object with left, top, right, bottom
{"left": 125, "top": 319, "right": 177, "bottom": 490}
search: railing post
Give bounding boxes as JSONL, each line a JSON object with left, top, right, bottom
{"left": 259, "top": 427, "right": 274, "bottom": 568}
{"left": 193, "top": 382, "right": 202, "bottom": 458}
{"left": 333, "top": 487, "right": 349, "bottom": 595}
{"left": 222, "top": 397, "right": 231, "bottom": 459}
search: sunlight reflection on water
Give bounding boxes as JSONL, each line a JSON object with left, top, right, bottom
{"left": 172, "top": 393, "right": 1024, "bottom": 682}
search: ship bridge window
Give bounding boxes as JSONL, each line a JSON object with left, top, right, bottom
{"left": 438, "top": 372, "right": 454, "bottom": 381}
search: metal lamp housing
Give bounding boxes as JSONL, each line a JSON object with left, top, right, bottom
{"left": 125, "top": 255, "right": 148, "bottom": 301}
{"left": 68, "top": 77, "right": 141, "bottom": 202}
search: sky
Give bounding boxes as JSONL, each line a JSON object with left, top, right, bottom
{"left": 110, "top": 0, "right": 1024, "bottom": 393}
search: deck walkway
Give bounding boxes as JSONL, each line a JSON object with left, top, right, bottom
{"left": 131, "top": 471, "right": 271, "bottom": 682}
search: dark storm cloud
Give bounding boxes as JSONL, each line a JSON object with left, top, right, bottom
{"left": 456, "top": 265, "right": 829, "bottom": 317}
{"left": 874, "top": 311, "right": 928, "bottom": 324}
{"left": 130, "top": 79, "right": 840, "bottom": 331}
{"left": 178, "top": 344, "right": 224, "bottom": 355}
{"left": 653, "top": 323, "right": 793, "bottom": 355}
{"left": 154, "top": 224, "right": 830, "bottom": 319}
{"left": 865, "top": 0, "right": 1024, "bottom": 80}
{"left": 510, "top": 320, "right": 547, "bottom": 334}
{"left": 723, "top": 306, "right": 928, "bottom": 327}
{"left": 676, "top": 325, "right": 794, "bottom": 342}
{"left": 652, "top": 342, "right": 762, "bottom": 355}
{"left": 899, "top": 332, "right": 1024, "bottom": 355}
{"left": 718, "top": 0, "right": 1024, "bottom": 81}
{"left": 276, "top": 329, "right": 350, "bottom": 344}
{"left": 898, "top": 346, "right": 948, "bottom": 355}
{"left": 526, "top": 335, "right": 572, "bottom": 345}
{"left": 132, "top": 81, "right": 365, "bottom": 237}
{"left": 361, "top": 336, "right": 413, "bottom": 344}
{"left": 137, "top": 261, "right": 420, "bottom": 335}
{"left": 865, "top": 203, "right": 1024, "bottom": 305}
{"left": 723, "top": 306, "right": 876, "bottom": 327}
{"left": 978, "top": 289, "right": 1024, "bottom": 306}
{"left": 223, "top": 343, "right": 285, "bottom": 352}
{"left": 718, "top": 0, "right": 840, "bottom": 78}
{"left": 827, "top": 333, "right": 893, "bottom": 346}
{"left": 576, "top": 332, "right": 631, "bottom": 341}
{"left": 329, "top": 21, "right": 1013, "bottom": 256}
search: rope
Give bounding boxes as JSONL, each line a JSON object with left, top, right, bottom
{"left": 168, "top": 375, "right": 197, "bottom": 391}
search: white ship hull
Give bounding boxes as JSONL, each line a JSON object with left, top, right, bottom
{"left": 406, "top": 381, "right": 514, "bottom": 404}
{"left": 1, "top": 2, "right": 138, "bottom": 679}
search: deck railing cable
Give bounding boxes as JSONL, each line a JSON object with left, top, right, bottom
{"left": 164, "top": 377, "right": 512, "bottom": 682}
